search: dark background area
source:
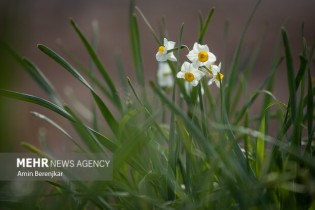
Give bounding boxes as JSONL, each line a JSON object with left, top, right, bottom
{"left": 0, "top": 0, "right": 314, "bottom": 152}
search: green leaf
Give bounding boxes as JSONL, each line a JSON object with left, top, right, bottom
{"left": 225, "top": 0, "right": 262, "bottom": 114}
{"left": 150, "top": 82, "right": 251, "bottom": 182}
{"left": 0, "top": 89, "right": 117, "bottom": 152}
{"left": 91, "top": 91, "right": 119, "bottom": 134}
{"left": 280, "top": 54, "right": 308, "bottom": 137}
{"left": 256, "top": 114, "right": 265, "bottom": 177}
{"left": 38, "top": 44, "right": 93, "bottom": 90}
{"left": 30, "top": 111, "right": 85, "bottom": 152}
{"left": 305, "top": 67, "right": 314, "bottom": 154}
{"left": 198, "top": 11, "right": 204, "bottom": 34}
{"left": 167, "top": 23, "right": 184, "bottom": 200}
{"left": 115, "top": 54, "right": 129, "bottom": 94}
{"left": 1, "top": 43, "right": 61, "bottom": 105}
{"left": 22, "top": 58, "right": 62, "bottom": 105}
{"left": 38, "top": 44, "right": 119, "bottom": 134}
{"left": 21, "top": 142, "right": 47, "bottom": 157}
{"left": 64, "top": 106, "right": 103, "bottom": 152}
{"left": 235, "top": 89, "right": 277, "bottom": 124}
{"left": 135, "top": 6, "right": 161, "bottom": 45}
{"left": 70, "top": 18, "right": 122, "bottom": 110}
{"left": 56, "top": 39, "right": 112, "bottom": 100}
{"left": 197, "top": 7, "right": 215, "bottom": 44}
{"left": 281, "top": 28, "right": 297, "bottom": 123}
{"left": 129, "top": 1, "right": 145, "bottom": 88}
{"left": 0, "top": 89, "right": 72, "bottom": 120}
{"left": 113, "top": 112, "right": 158, "bottom": 170}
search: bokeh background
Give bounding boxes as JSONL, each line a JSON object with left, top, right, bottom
{"left": 0, "top": 0, "right": 314, "bottom": 152}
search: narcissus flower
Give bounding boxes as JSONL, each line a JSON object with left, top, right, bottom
{"left": 177, "top": 61, "right": 205, "bottom": 86}
{"left": 157, "top": 62, "right": 174, "bottom": 88}
{"left": 187, "top": 43, "right": 216, "bottom": 68}
{"left": 208, "top": 63, "right": 224, "bottom": 88}
{"left": 156, "top": 38, "right": 177, "bottom": 62}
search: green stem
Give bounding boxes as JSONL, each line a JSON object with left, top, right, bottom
{"left": 198, "top": 83, "right": 208, "bottom": 137}
{"left": 167, "top": 45, "right": 190, "bottom": 53}
{"left": 168, "top": 23, "right": 184, "bottom": 201}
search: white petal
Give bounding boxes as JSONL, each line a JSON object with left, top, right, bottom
{"left": 192, "top": 61, "right": 201, "bottom": 68}
{"left": 167, "top": 41, "right": 176, "bottom": 49}
{"left": 187, "top": 51, "right": 198, "bottom": 62}
{"left": 196, "top": 43, "right": 203, "bottom": 51}
{"left": 195, "top": 70, "right": 205, "bottom": 80}
{"left": 159, "top": 62, "right": 170, "bottom": 71}
{"left": 177, "top": 71, "right": 185, "bottom": 78}
{"left": 217, "top": 62, "right": 222, "bottom": 72}
{"left": 181, "top": 61, "right": 191, "bottom": 72}
{"left": 167, "top": 53, "right": 177, "bottom": 61}
{"left": 208, "top": 78, "right": 215, "bottom": 86}
{"left": 158, "top": 74, "right": 174, "bottom": 88}
{"left": 163, "top": 38, "right": 168, "bottom": 47}
{"left": 157, "top": 63, "right": 171, "bottom": 78}
{"left": 204, "top": 45, "right": 210, "bottom": 52}
{"left": 211, "top": 65, "right": 219, "bottom": 74}
{"left": 191, "top": 80, "right": 198, "bottom": 86}
{"left": 207, "top": 52, "right": 216, "bottom": 63}
{"left": 198, "top": 44, "right": 209, "bottom": 52}
{"left": 184, "top": 81, "right": 192, "bottom": 94}
{"left": 215, "top": 80, "right": 220, "bottom": 88}
{"left": 156, "top": 53, "right": 166, "bottom": 62}
{"left": 192, "top": 43, "right": 199, "bottom": 51}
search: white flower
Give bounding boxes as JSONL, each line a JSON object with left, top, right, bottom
{"left": 156, "top": 38, "right": 177, "bottom": 62}
{"left": 177, "top": 61, "right": 205, "bottom": 86}
{"left": 157, "top": 62, "right": 174, "bottom": 88}
{"left": 208, "top": 63, "right": 223, "bottom": 88}
{"left": 187, "top": 43, "right": 216, "bottom": 68}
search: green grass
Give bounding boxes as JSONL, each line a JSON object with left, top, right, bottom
{"left": 0, "top": 1, "right": 314, "bottom": 210}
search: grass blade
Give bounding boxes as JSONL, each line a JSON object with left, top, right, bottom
{"left": 115, "top": 54, "right": 129, "bottom": 94}
{"left": 256, "top": 114, "right": 265, "bottom": 177}
{"left": 0, "top": 89, "right": 117, "bottom": 152}
{"left": 150, "top": 81, "right": 251, "bottom": 182}
{"left": 225, "top": 0, "right": 262, "bottom": 113}
{"left": 305, "top": 67, "right": 314, "bottom": 154}
{"left": 38, "top": 44, "right": 93, "bottom": 90}
{"left": 129, "top": 0, "right": 145, "bottom": 88}
{"left": 22, "top": 58, "right": 62, "bottom": 105}
{"left": 281, "top": 28, "right": 297, "bottom": 123}
{"left": 167, "top": 23, "right": 184, "bottom": 200}
{"left": 91, "top": 91, "right": 119, "bottom": 134}
{"left": 30, "top": 111, "right": 85, "bottom": 152}
{"left": 1, "top": 43, "right": 62, "bottom": 105}
{"left": 0, "top": 89, "right": 72, "bottom": 120}
{"left": 38, "top": 44, "right": 119, "bottom": 134}
{"left": 135, "top": 6, "right": 161, "bottom": 45}
{"left": 70, "top": 18, "right": 122, "bottom": 110}
{"left": 64, "top": 106, "right": 103, "bottom": 152}
{"left": 197, "top": 7, "right": 215, "bottom": 44}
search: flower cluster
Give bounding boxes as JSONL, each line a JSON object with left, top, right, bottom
{"left": 156, "top": 38, "right": 223, "bottom": 89}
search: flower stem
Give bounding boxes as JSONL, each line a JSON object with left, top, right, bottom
{"left": 167, "top": 45, "right": 190, "bottom": 53}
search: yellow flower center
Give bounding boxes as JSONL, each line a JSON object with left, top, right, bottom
{"left": 158, "top": 46, "right": 165, "bottom": 53}
{"left": 216, "top": 72, "right": 224, "bottom": 81}
{"left": 184, "top": 72, "right": 195, "bottom": 82}
{"left": 198, "top": 51, "right": 208, "bottom": 62}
